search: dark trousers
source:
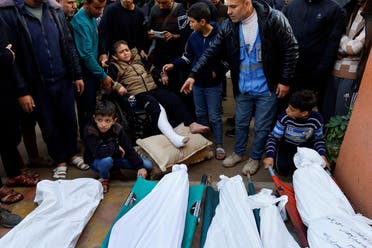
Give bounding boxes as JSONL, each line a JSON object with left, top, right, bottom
{"left": 274, "top": 141, "right": 314, "bottom": 176}
{"left": 34, "top": 76, "right": 78, "bottom": 163}
{"left": 77, "top": 69, "right": 101, "bottom": 138}
{"left": 115, "top": 88, "right": 195, "bottom": 128}
{"left": 141, "top": 88, "right": 195, "bottom": 126}
{"left": 0, "top": 99, "right": 22, "bottom": 182}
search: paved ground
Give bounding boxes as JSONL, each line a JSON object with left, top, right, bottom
{"left": 0, "top": 81, "right": 291, "bottom": 247}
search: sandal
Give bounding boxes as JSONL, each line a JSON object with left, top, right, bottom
{"left": 0, "top": 187, "right": 24, "bottom": 204}
{"left": 70, "top": 156, "right": 90, "bottom": 171}
{"left": 215, "top": 147, "right": 226, "bottom": 160}
{"left": 6, "top": 174, "right": 40, "bottom": 187}
{"left": 53, "top": 166, "right": 68, "bottom": 179}
{"left": 21, "top": 168, "right": 40, "bottom": 178}
{"left": 99, "top": 179, "right": 109, "bottom": 193}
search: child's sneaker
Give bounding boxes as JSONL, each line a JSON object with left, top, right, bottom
{"left": 53, "top": 166, "right": 68, "bottom": 179}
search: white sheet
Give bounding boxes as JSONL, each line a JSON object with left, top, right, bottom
{"left": 0, "top": 178, "right": 103, "bottom": 248}
{"left": 293, "top": 147, "right": 372, "bottom": 247}
{"left": 293, "top": 147, "right": 355, "bottom": 226}
{"left": 108, "top": 164, "right": 189, "bottom": 248}
{"left": 204, "top": 175, "right": 263, "bottom": 248}
{"left": 247, "top": 189, "right": 300, "bottom": 248}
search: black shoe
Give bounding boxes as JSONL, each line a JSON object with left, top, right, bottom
{"left": 0, "top": 207, "right": 22, "bottom": 228}
{"left": 226, "top": 117, "right": 235, "bottom": 126}
{"left": 225, "top": 128, "right": 235, "bottom": 137}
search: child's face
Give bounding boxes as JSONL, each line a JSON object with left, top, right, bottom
{"left": 188, "top": 17, "right": 202, "bottom": 32}
{"left": 94, "top": 114, "right": 117, "bottom": 133}
{"left": 286, "top": 105, "right": 309, "bottom": 119}
{"left": 115, "top": 43, "right": 132, "bottom": 62}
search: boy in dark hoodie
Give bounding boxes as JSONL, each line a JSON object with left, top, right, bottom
{"left": 83, "top": 100, "right": 152, "bottom": 193}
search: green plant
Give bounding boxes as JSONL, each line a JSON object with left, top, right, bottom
{"left": 324, "top": 110, "right": 352, "bottom": 163}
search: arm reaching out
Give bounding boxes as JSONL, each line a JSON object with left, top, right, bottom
{"left": 180, "top": 77, "right": 195, "bottom": 94}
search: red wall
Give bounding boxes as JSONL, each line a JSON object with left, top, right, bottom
{"left": 335, "top": 50, "right": 372, "bottom": 218}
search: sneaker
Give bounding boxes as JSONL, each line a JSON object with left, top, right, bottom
{"left": 225, "top": 128, "right": 235, "bottom": 137}
{"left": 242, "top": 158, "right": 260, "bottom": 175}
{"left": 0, "top": 207, "right": 22, "bottom": 228}
{"left": 222, "top": 152, "right": 244, "bottom": 168}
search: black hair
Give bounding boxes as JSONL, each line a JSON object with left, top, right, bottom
{"left": 289, "top": 90, "right": 317, "bottom": 112}
{"left": 85, "top": 0, "right": 105, "bottom": 4}
{"left": 113, "top": 40, "right": 128, "bottom": 53}
{"left": 95, "top": 100, "right": 117, "bottom": 117}
{"left": 187, "top": 2, "right": 211, "bottom": 23}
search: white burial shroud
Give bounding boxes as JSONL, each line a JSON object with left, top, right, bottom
{"left": 247, "top": 188, "right": 300, "bottom": 248}
{"left": 108, "top": 164, "right": 189, "bottom": 248}
{"left": 0, "top": 178, "right": 103, "bottom": 248}
{"left": 293, "top": 147, "right": 372, "bottom": 247}
{"left": 204, "top": 175, "right": 263, "bottom": 248}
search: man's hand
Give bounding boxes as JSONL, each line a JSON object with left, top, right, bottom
{"left": 74, "top": 79, "right": 84, "bottom": 95}
{"left": 118, "top": 145, "right": 125, "bottom": 157}
{"left": 163, "top": 31, "right": 179, "bottom": 42}
{"left": 263, "top": 157, "right": 274, "bottom": 169}
{"left": 6, "top": 43, "right": 15, "bottom": 62}
{"left": 140, "top": 50, "right": 148, "bottom": 59}
{"left": 276, "top": 83, "right": 290, "bottom": 98}
{"left": 160, "top": 72, "right": 169, "bottom": 86}
{"left": 180, "top": 78, "right": 195, "bottom": 94}
{"left": 18, "top": 95, "right": 35, "bottom": 113}
{"left": 162, "top": 63, "right": 174, "bottom": 72}
{"left": 99, "top": 54, "right": 109, "bottom": 68}
{"left": 118, "top": 86, "right": 127, "bottom": 96}
{"left": 102, "top": 76, "right": 113, "bottom": 93}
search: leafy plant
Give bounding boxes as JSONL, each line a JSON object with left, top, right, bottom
{"left": 324, "top": 110, "right": 352, "bottom": 163}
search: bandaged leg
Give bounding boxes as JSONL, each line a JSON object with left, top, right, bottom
{"left": 157, "top": 104, "right": 189, "bottom": 148}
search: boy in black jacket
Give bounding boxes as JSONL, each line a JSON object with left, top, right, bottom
{"left": 83, "top": 100, "right": 152, "bottom": 193}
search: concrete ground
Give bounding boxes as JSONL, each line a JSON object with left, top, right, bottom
{"left": 0, "top": 81, "right": 290, "bottom": 247}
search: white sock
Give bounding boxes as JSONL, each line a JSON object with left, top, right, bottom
{"left": 157, "top": 104, "right": 188, "bottom": 148}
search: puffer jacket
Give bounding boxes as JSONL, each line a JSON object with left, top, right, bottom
{"left": 0, "top": 0, "right": 82, "bottom": 97}
{"left": 189, "top": 0, "right": 299, "bottom": 95}
{"left": 110, "top": 48, "right": 157, "bottom": 96}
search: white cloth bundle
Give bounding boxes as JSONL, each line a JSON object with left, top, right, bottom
{"left": 293, "top": 147, "right": 355, "bottom": 226}
{"left": 247, "top": 189, "right": 300, "bottom": 248}
{"left": 204, "top": 175, "right": 263, "bottom": 248}
{"left": 108, "top": 164, "right": 189, "bottom": 248}
{"left": 0, "top": 178, "right": 103, "bottom": 248}
{"left": 293, "top": 147, "right": 372, "bottom": 247}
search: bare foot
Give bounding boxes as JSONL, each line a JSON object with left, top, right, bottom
{"left": 189, "top": 122, "right": 210, "bottom": 134}
{"left": 137, "top": 168, "right": 148, "bottom": 178}
{"left": 182, "top": 137, "right": 190, "bottom": 144}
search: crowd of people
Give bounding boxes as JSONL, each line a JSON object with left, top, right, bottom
{"left": 0, "top": 0, "right": 371, "bottom": 228}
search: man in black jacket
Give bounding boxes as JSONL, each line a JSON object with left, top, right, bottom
{"left": 181, "top": 0, "right": 298, "bottom": 175}
{"left": 98, "top": 0, "right": 147, "bottom": 64}
{"left": 283, "top": 0, "right": 346, "bottom": 104}
{"left": 0, "top": 0, "right": 84, "bottom": 179}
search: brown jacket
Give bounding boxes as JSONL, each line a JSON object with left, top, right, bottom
{"left": 111, "top": 48, "right": 157, "bottom": 95}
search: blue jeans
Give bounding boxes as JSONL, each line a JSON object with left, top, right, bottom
{"left": 90, "top": 156, "right": 152, "bottom": 179}
{"left": 193, "top": 84, "right": 223, "bottom": 146}
{"left": 234, "top": 92, "right": 277, "bottom": 159}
